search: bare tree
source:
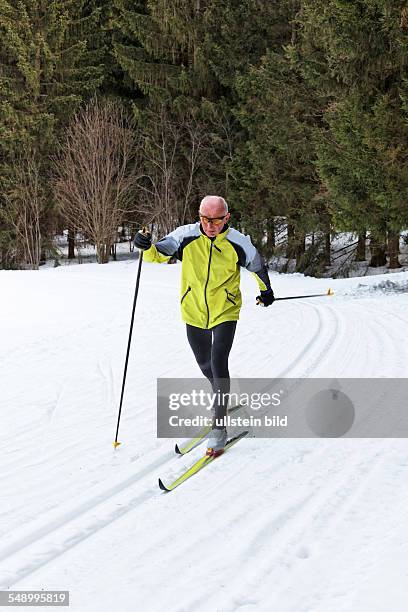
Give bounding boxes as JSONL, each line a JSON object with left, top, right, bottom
{"left": 2, "top": 151, "right": 43, "bottom": 269}
{"left": 184, "top": 112, "right": 212, "bottom": 216}
{"left": 54, "top": 98, "right": 141, "bottom": 264}
{"left": 130, "top": 103, "right": 239, "bottom": 240}
{"left": 136, "top": 106, "right": 185, "bottom": 235}
{"left": 136, "top": 106, "right": 214, "bottom": 235}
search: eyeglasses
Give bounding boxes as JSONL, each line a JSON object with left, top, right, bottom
{"left": 199, "top": 214, "right": 226, "bottom": 226}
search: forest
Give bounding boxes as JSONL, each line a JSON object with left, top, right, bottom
{"left": 1, "top": 0, "right": 408, "bottom": 273}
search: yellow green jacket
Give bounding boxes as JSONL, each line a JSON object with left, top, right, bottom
{"left": 142, "top": 223, "right": 271, "bottom": 329}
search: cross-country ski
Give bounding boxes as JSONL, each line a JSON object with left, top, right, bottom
{"left": 159, "top": 431, "right": 249, "bottom": 492}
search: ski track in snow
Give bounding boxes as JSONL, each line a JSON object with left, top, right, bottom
{"left": 1, "top": 263, "right": 408, "bottom": 611}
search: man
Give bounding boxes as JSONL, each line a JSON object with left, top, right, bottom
{"left": 135, "top": 195, "right": 274, "bottom": 455}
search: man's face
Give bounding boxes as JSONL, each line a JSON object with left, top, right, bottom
{"left": 199, "top": 204, "right": 230, "bottom": 238}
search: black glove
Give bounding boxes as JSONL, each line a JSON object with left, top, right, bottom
{"left": 256, "top": 288, "right": 275, "bottom": 307}
{"left": 134, "top": 230, "right": 152, "bottom": 250}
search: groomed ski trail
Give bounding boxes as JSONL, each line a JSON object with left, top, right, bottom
{"left": 1, "top": 263, "right": 408, "bottom": 612}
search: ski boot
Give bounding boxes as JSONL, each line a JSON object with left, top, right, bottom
{"left": 206, "top": 428, "right": 227, "bottom": 457}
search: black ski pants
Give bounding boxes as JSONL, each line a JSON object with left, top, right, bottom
{"left": 186, "top": 320, "right": 237, "bottom": 428}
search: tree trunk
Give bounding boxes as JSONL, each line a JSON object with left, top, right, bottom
{"left": 68, "top": 228, "right": 75, "bottom": 259}
{"left": 295, "top": 233, "right": 306, "bottom": 268}
{"left": 266, "top": 217, "right": 275, "bottom": 253}
{"left": 287, "top": 222, "right": 296, "bottom": 259}
{"left": 324, "top": 232, "right": 331, "bottom": 265}
{"left": 369, "top": 234, "right": 387, "bottom": 267}
{"left": 97, "top": 242, "right": 110, "bottom": 264}
{"left": 387, "top": 231, "right": 401, "bottom": 269}
{"left": 356, "top": 231, "right": 366, "bottom": 261}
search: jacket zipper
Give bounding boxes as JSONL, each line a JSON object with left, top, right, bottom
{"left": 181, "top": 286, "right": 191, "bottom": 303}
{"left": 204, "top": 242, "right": 214, "bottom": 328}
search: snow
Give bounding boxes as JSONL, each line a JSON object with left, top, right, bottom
{"left": 1, "top": 255, "right": 408, "bottom": 612}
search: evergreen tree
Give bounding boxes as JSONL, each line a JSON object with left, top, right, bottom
{"left": 114, "top": 0, "right": 216, "bottom": 102}
{"left": 0, "top": 0, "right": 104, "bottom": 267}
{"left": 220, "top": 1, "right": 328, "bottom": 270}
{"left": 86, "top": 0, "right": 134, "bottom": 101}
{"left": 204, "top": 0, "right": 293, "bottom": 92}
{"left": 234, "top": 47, "right": 324, "bottom": 267}
{"left": 297, "top": 0, "right": 408, "bottom": 267}
{"left": 114, "top": 0, "right": 235, "bottom": 227}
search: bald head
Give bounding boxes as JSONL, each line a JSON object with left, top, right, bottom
{"left": 199, "top": 195, "right": 228, "bottom": 216}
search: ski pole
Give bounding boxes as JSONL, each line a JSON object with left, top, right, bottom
{"left": 113, "top": 228, "right": 148, "bottom": 448}
{"left": 257, "top": 288, "right": 334, "bottom": 305}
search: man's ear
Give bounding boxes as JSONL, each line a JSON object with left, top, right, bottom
{"left": 226, "top": 212, "right": 231, "bottom": 221}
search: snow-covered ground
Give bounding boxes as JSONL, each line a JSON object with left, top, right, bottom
{"left": 1, "top": 256, "right": 408, "bottom": 612}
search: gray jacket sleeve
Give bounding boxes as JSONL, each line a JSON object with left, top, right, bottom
{"left": 227, "top": 228, "right": 271, "bottom": 292}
